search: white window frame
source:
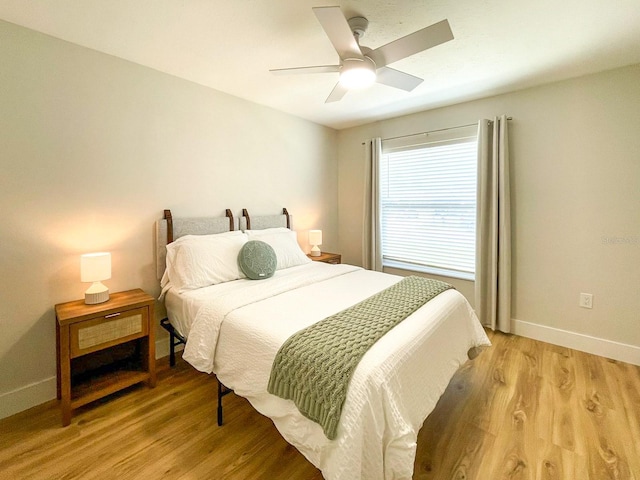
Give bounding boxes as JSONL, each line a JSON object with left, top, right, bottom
{"left": 380, "top": 125, "right": 478, "bottom": 281}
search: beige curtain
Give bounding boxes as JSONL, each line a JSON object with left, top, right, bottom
{"left": 362, "top": 138, "right": 383, "bottom": 271}
{"left": 475, "top": 115, "right": 511, "bottom": 332}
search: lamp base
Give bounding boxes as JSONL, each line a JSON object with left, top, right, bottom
{"left": 310, "top": 245, "right": 321, "bottom": 257}
{"left": 85, "top": 282, "right": 110, "bottom": 305}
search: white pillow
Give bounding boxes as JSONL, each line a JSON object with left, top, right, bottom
{"left": 165, "top": 231, "right": 248, "bottom": 292}
{"left": 245, "top": 229, "right": 311, "bottom": 270}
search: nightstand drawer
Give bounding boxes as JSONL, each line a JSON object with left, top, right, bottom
{"left": 70, "top": 307, "right": 148, "bottom": 358}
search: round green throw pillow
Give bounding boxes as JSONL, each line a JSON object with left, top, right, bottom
{"left": 238, "top": 240, "right": 277, "bottom": 280}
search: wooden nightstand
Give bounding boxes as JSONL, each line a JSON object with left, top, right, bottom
{"left": 55, "top": 289, "right": 156, "bottom": 426}
{"left": 308, "top": 252, "right": 341, "bottom": 264}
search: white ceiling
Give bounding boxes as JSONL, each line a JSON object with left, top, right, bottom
{"left": 1, "top": 0, "right": 639, "bottom": 130}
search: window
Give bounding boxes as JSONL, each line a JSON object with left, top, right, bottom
{"left": 380, "top": 126, "right": 478, "bottom": 280}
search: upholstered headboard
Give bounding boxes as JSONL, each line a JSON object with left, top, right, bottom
{"left": 155, "top": 209, "right": 237, "bottom": 279}
{"left": 239, "top": 208, "right": 291, "bottom": 231}
{"left": 155, "top": 208, "right": 293, "bottom": 280}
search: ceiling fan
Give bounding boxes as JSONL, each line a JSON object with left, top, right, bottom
{"left": 270, "top": 6, "right": 454, "bottom": 103}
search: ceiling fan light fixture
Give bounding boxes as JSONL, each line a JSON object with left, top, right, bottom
{"left": 339, "top": 57, "right": 376, "bottom": 89}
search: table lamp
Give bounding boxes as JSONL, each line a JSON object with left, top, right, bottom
{"left": 81, "top": 252, "right": 111, "bottom": 304}
{"left": 309, "top": 230, "right": 322, "bottom": 257}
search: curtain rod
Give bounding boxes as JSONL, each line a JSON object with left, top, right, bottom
{"left": 362, "top": 117, "right": 513, "bottom": 145}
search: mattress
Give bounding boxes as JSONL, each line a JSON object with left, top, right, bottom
{"left": 164, "top": 262, "right": 490, "bottom": 479}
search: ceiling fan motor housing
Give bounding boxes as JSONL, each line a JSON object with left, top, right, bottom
{"left": 348, "top": 16, "right": 369, "bottom": 39}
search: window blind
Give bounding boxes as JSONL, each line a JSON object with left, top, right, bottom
{"left": 380, "top": 131, "right": 477, "bottom": 280}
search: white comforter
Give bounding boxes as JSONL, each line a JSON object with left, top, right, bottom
{"left": 166, "top": 262, "right": 490, "bottom": 479}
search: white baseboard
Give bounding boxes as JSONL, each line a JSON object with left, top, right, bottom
{"left": 0, "top": 376, "right": 57, "bottom": 420}
{"left": 0, "top": 340, "right": 181, "bottom": 421}
{"left": 513, "top": 319, "right": 640, "bottom": 366}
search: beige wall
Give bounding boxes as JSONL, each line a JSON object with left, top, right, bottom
{"left": 338, "top": 64, "right": 640, "bottom": 351}
{"left": 0, "top": 20, "right": 338, "bottom": 417}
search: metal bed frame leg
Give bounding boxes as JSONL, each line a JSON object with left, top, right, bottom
{"left": 161, "top": 318, "right": 232, "bottom": 427}
{"left": 217, "top": 380, "right": 232, "bottom": 426}
{"left": 169, "top": 330, "right": 176, "bottom": 367}
{"left": 218, "top": 381, "right": 224, "bottom": 426}
{"left": 160, "top": 318, "right": 185, "bottom": 369}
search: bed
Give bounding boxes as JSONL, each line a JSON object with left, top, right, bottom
{"left": 156, "top": 208, "right": 491, "bottom": 480}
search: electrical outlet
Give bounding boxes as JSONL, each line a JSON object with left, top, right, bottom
{"left": 579, "top": 293, "right": 593, "bottom": 309}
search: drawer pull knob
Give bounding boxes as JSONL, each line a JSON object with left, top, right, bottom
{"left": 105, "top": 313, "right": 121, "bottom": 319}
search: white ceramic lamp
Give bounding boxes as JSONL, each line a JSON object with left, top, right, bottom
{"left": 309, "top": 230, "right": 322, "bottom": 257}
{"left": 81, "top": 252, "right": 111, "bottom": 304}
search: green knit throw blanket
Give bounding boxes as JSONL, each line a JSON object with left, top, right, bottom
{"left": 267, "top": 276, "right": 453, "bottom": 440}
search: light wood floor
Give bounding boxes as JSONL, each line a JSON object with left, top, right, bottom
{"left": 1, "top": 330, "right": 639, "bottom": 479}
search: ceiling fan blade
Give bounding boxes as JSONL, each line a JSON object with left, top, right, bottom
{"left": 313, "top": 6, "right": 363, "bottom": 60}
{"left": 367, "top": 19, "right": 453, "bottom": 68}
{"left": 270, "top": 65, "right": 340, "bottom": 75}
{"left": 325, "top": 82, "right": 349, "bottom": 103}
{"left": 375, "top": 67, "right": 423, "bottom": 91}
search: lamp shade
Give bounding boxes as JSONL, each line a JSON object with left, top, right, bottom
{"left": 81, "top": 252, "right": 111, "bottom": 282}
{"left": 308, "top": 230, "right": 323, "bottom": 246}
